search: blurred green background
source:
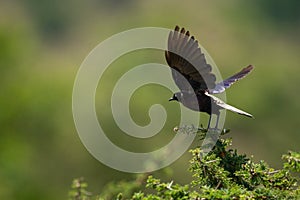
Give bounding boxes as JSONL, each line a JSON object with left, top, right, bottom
{"left": 1, "top": 0, "right": 299, "bottom": 199}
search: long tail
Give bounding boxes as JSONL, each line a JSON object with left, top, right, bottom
{"left": 217, "top": 101, "right": 253, "bottom": 118}
{"left": 205, "top": 92, "right": 253, "bottom": 118}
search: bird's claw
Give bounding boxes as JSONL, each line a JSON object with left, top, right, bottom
{"left": 173, "top": 125, "right": 230, "bottom": 137}
{"left": 197, "top": 125, "right": 230, "bottom": 133}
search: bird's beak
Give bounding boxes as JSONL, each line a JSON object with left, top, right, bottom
{"left": 169, "top": 97, "right": 175, "bottom": 101}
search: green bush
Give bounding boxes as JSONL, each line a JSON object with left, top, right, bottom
{"left": 69, "top": 137, "right": 300, "bottom": 200}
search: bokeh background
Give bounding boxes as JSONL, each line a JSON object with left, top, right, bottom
{"left": 1, "top": 0, "right": 299, "bottom": 199}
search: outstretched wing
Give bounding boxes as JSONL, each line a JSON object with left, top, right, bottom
{"left": 165, "top": 26, "right": 216, "bottom": 92}
{"left": 210, "top": 65, "right": 254, "bottom": 94}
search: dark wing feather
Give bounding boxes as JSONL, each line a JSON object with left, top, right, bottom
{"left": 165, "top": 26, "right": 216, "bottom": 92}
{"left": 210, "top": 65, "right": 254, "bottom": 94}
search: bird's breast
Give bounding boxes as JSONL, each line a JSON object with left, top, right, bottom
{"left": 180, "top": 92, "right": 218, "bottom": 115}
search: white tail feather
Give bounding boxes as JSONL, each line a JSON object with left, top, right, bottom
{"left": 205, "top": 92, "right": 253, "bottom": 118}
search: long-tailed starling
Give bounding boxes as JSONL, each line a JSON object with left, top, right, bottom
{"left": 166, "top": 26, "right": 254, "bottom": 129}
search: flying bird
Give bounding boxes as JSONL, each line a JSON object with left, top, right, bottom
{"left": 166, "top": 26, "right": 254, "bottom": 129}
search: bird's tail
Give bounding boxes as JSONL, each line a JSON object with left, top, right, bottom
{"left": 218, "top": 101, "right": 253, "bottom": 118}
{"left": 205, "top": 92, "right": 253, "bottom": 118}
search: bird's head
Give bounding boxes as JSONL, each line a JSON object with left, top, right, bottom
{"left": 169, "top": 92, "right": 181, "bottom": 102}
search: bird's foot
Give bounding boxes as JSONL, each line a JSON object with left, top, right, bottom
{"left": 173, "top": 125, "right": 230, "bottom": 138}
{"left": 197, "top": 124, "right": 208, "bottom": 133}
{"left": 206, "top": 127, "right": 230, "bottom": 135}
{"left": 197, "top": 125, "right": 230, "bottom": 135}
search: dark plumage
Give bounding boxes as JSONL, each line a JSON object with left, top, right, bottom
{"left": 166, "top": 26, "right": 254, "bottom": 128}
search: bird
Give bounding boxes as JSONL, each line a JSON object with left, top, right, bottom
{"left": 166, "top": 25, "right": 254, "bottom": 129}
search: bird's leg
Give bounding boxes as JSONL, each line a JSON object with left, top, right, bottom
{"left": 202, "top": 113, "right": 230, "bottom": 135}
{"left": 214, "top": 114, "right": 220, "bottom": 129}
{"left": 207, "top": 115, "right": 212, "bottom": 130}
